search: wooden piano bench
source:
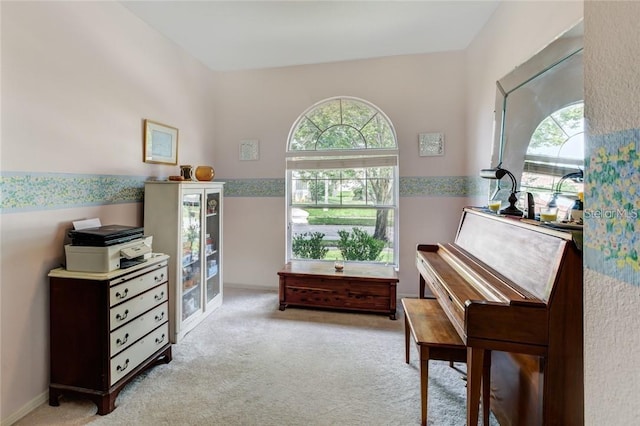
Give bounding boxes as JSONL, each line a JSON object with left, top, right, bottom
{"left": 401, "top": 298, "right": 489, "bottom": 426}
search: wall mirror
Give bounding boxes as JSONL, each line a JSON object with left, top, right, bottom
{"left": 490, "top": 20, "right": 584, "bottom": 216}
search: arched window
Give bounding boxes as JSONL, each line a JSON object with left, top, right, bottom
{"left": 286, "top": 97, "right": 399, "bottom": 266}
{"left": 521, "top": 102, "right": 584, "bottom": 215}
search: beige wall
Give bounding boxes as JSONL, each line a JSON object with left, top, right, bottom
{"left": 0, "top": 2, "right": 216, "bottom": 421}
{"left": 212, "top": 52, "right": 474, "bottom": 290}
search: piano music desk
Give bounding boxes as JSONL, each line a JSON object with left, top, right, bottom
{"left": 278, "top": 260, "right": 398, "bottom": 319}
{"left": 402, "top": 298, "right": 489, "bottom": 426}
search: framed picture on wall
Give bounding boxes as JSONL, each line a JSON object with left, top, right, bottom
{"left": 418, "top": 132, "right": 445, "bottom": 157}
{"left": 144, "top": 119, "right": 178, "bottom": 165}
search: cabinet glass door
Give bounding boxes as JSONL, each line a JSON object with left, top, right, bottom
{"left": 204, "top": 191, "right": 220, "bottom": 304}
{"left": 181, "top": 192, "right": 202, "bottom": 321}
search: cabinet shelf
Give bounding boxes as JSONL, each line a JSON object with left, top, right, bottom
{"left": 182, "top": 283, "right": 200, "bottom": 296}
{"left": 182, "top": 255, "right": 200, "bottom": 268}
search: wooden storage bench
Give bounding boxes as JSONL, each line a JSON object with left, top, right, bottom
{"left": 278, "top": 260, "right": 399, "bottom": 319}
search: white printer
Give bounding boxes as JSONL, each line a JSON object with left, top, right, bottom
{"left": 64, "top": 225, "right": 153, "bottom": 273}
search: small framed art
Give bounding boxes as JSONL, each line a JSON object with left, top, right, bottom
{"left": 144, "top": 119, "right": 179, "bottom": 165}
{"left": 419, "top": 132, "right": 445, "bottom": 157}
{"left": 239, "top": 139, "right": 259, "bottom": 161}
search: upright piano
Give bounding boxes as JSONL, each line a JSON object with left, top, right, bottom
{"left": 416, "top": 208, "right": 583, "bottom": 425}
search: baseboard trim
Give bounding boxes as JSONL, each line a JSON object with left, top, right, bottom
{"left": 1, "top": 390, "right": 48, "bottom": 426}
{"left": 225, "top": 282, "right": 277, "bottom": 292}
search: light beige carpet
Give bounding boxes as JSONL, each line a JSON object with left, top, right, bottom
{"left": 16, "top": 287, "right": 496, "bottom": 425}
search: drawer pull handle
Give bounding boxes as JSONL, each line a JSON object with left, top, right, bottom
{"left": 155, "top": 273, "right": 165, "bottom": 282}
{"left": 154, "top": 292, "right": 165, "bottom": 301}
{"left": 155, "top": 312, "right": 165, "bottom": 322}
{"left": 116, "top": 310, "right": 129, "bottom": 321}
{"left": 155, "top": 334, "right": 166, "bottom": 344}
{"left": 116, "top": 359, "right": 130, "bottom": 372}
{"left": 115, "top": 289, "right": 129, "bottom": 299}
{"left": 116, "top": 333, "right": 129, "bottom": 346}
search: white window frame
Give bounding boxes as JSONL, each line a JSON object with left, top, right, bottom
{"left": 285, "top": 96, "right": 399, "bottom": 267}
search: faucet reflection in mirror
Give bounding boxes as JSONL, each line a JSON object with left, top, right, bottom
{"left": 480, "top": 167, "right": 523, "bottom": 217}
{"left": 547, "top": 169, "right": 584, "bottom": 208}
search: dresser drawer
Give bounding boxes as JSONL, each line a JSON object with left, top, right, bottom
{"left": 110, "top": 283, "right": 168, "bottom": 331}
{"left": 110, "top": 302, "right": 168, "bottom": 357}
{"left": 110, "top": 322, "right": 169, "bottom": 386}
{"left": 109, "top": 266, "right": 168, "bottom": 307}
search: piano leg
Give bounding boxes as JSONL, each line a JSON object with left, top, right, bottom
{"left": 482, "top": 351, "right": 491, "bottom": 425}
{"left": 467, "top": 347, "right": 485, "bottom": 425}
{"left": 405, "top": 313, "right": 411, "bottom": 363}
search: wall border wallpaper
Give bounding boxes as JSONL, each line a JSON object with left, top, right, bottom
{"left": 0, "top": 172, "right": 146, "bottom": 213}
{"left": 585, "top": 128, "right": 640, "bottom": 286}
{"left": 400, "top": 176, "right": 485, "bottom": 197}
{"left": 0, "top": 173, "right": 486, "bottom": 214}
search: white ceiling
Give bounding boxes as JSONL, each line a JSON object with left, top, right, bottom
{"left": 121, "top": 1, "right": 500, "bottom": 72}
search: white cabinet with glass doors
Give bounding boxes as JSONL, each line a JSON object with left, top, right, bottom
{"left": 143, "top": 181, "right": 224, "bottom": 343}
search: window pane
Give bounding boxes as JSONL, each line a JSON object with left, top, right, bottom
{"left": 290, "top": 117, "right": 320, "bottom": 151}
{"left": 317, "top": 126, "right": 366, "bottom": 150}
{"left": 522, "top": 171, "right": 583, "bottom": 194}
{"left": 291, "top": 178, "right": 314, "bottom": 204}
{"left": 557, "top": 133, "right": 584, "bottom": 161}
{"left": 362, "top": 114, "right": 396, "bottom": 148}
{"left": 527, "top": 103, "right": 584, "bottom": 160}
{"left": 291, "top": 167, "right": 394, "bottom": 207}
{"left": 521, "top": 172, "right": 556, "bottom": 193}
{"left": 306, "top": 100, "right": 340, "bottom": 130}
{"left": 528, "top": 119, "right": 565, "bottom": 156}
{"left": 367, "top": 177, "right": 394, "bottom": 206}
{"left": 343, "top": 178, "right": 367, "bottom": 206}
{"left": 341, "top": 99, "right": 376, "bottom": 129}
{"left": 290, "top": 207, "right": 394, "bottom": 264}
{"left": 552, "top": 104, "right": 583, "bottom": 137}
{"left": 324, "top": 178, "right": 341, "bottom": 205}
{"left": 366, "top": 167, "right": 394, "bottom": 205}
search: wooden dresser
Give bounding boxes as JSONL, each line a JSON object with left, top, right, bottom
{"left": 48, "top": 254, "right": 172, "bottom": 414}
